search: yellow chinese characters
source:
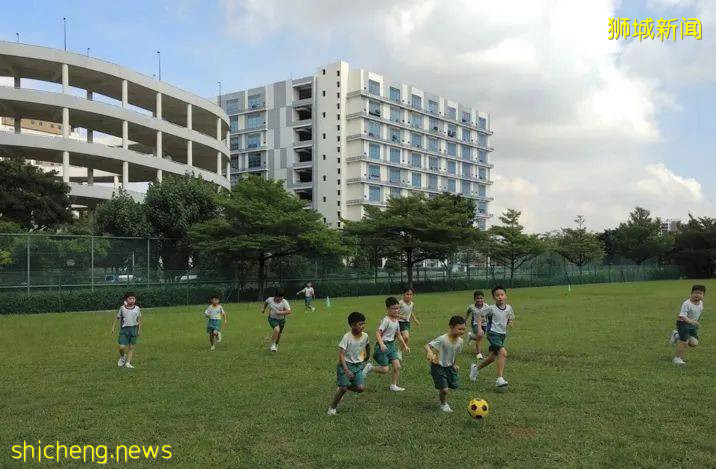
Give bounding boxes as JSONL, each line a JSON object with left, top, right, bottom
{"left": 608, "top": 17, "right": 702, "bottom": 40}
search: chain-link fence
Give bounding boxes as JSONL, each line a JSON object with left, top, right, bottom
{"left": 0, "top": 233, "right": 682, "bottom": 313}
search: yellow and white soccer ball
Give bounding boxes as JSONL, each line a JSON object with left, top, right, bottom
{"left": 467, "top": 397, "right": 489, "bottom": 420}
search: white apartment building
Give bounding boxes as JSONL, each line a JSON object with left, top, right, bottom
{"left": 221, "top": 61, "right": 493, "bottom": 229}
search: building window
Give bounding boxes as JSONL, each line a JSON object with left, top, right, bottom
{"left": 478, "top": 184, "right": 486, "bottom": 197}
{"left": 428, "top": 156, "right": 438, "bottom": 171}
{"left": 447, "top": 123, "right": 457, "bottom": 138}
{"left": 447, "top": 142, "right": 457, "bottom": 157}
{"left": 447, "top": 106, "right": 456, "bottom": 120}
{"left": 479, "top": 168, "right": 487, "bottom": 180}
{"left": 412, "top": 172, "right": 421, "bottom": 188}
{"left": 462, "top": 111, "right": 471, "bottom": 123}
{"left": 247, "top": 133, "right": 261, "bottom": 149}
{"left": 389, "top": 87, "right": 401, "bottom": 102}
{"left": 389, "top": 167, "right": 400, "bottom": 183}
{"left": 429, "top": 117, "right": 439, "bottom": 132}
{"left": 390, "top": 187, "right": 401, "bottom": 198}
{"left": 478, "top": 117, "right": 487, "bottom": 129}
{"left": 389, "top": 147, "right": 401, "bottom": 163}
{"left": 369, "top": 100, "right": 381, "bottom": 116}
{"left": 478, "top": 150, "right": 487, "bottom": 164}
{"left": 478, "top": 219, "right": 486, "bottom": 230}
{"left": 462, "top": 162, "right": 472, "bottom": 178}
{"left": 389, "top": 127, "right": 401, "bottom": 143}
{"left": 322, "top": 133, "right": 326, "bottom": 139}
{"left": 428, "top": 100, "right": 438, "bottom": 114}
{"left": 323, "top": 90, "right": 326, "bottom": 97}
{"left": 411, "top": 153, "right": 421, "bottom": 168}
{"left": 229, "top": 115, "right": 238, "bottom": 133}
{"left": 447, "top": 161, "right": 456, "bottom": 175}
{"left": 428, "top": 174, "right": 438, "bottom": 190}
{"left": 368, "top": 79, "right": 380, "bottom": 95}
{"left": 462, "top": 180, "right": 471, "bottom": 195}
{"left": 226, "top": 99, "right": 239, "bottom": 114}
{"left": 447, "top": 179, "right": 456, "bottom": 192}
{"left": 369, "top": 143, "right": 380, "bottom": 160}
{"left": 390, "top": 106, "right": 401, "bottom": 123}
{"left": 369, "top": 185, "right": 382, "bottom": 202}
{"left": 410, "top": 112, "right": 423, "bottom": 129}
{"left": 248, "top": 94, "right": 262, "bottom": 109}
{"left": 478, "top": 201, "right": 487, "bottom": 214}
{"left": 368, "top": 164, "right": 380, "bottom": 180}
{"left": 460, "top": 145, "right": 470, "bottom": 160}
{"left": 478, "top": 134, "right": 487, "bottom": 146}
{"left": 411, "top": 94, "right": 422, "bottom": 109}
{"left": 230, "top": 136, "right": 239, "bottom": 151}
{"left": 230, "top": 155, "right": 239, "bottom": 169}
{"left": 428, "top": 138, "right": 439, "bottom": 153}
{"left": 462, "top": 128, "right": 471, "bottom": 142}
{"left": 368, "top": 121, "right": 380, "bottom": 138}
{"left": 411, "top": 132, "right": 422, "bottom": 148}
{"left": 248, "top": 153, "right": 262, "bottom": 168}
{"left": 247, "top": 113, "right": 262, "bottom": 129}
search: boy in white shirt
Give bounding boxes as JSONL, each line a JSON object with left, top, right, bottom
{"left": 425, "top": 315, "right": 466, "bottom": 412}
{"left": 297, "top": 282, "right": 316, "bottom": 312}
{"left": 261, "top": 289, "right": 291, "bottom": 352}
{"left": 111, "top": 292, "right": 142, "bottom": 369}
{"left": 363, "top": 296, "right": 410, "bottom": 391}
{"left": 205, "top": 294, "right": 228, "bottom": 351}
{"left": 397, "top": 287, "right": 420, "bottom": 359}
{"left": 470, "top": 286, "right": 514, "bottom": 388}
{"left": 670, "top": 285, "right": 706, "bottom": 366}
{"left": 465, "top": 290, "right": 490, "bottom": 359}
{"left": 327, "top": 311, "right": 371, "bottom": 415}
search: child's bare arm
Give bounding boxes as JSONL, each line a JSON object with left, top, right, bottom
{"left": 424, "top": 344, "right": 436, "bottom": 362}
{"left": 222, "top": 310, "right": 228, "bottom": 324}
{"left": 376, "top": 330, "right": 386, "bottom": 350}
{"left": 412, "top": 310, "right": 420, "bottom": 325}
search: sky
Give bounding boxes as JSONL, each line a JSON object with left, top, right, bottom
{"left": 1, "top": 0, "right": 713, "bottom": 233}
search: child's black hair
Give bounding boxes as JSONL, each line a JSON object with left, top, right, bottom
{"left": 385, "top": 296, "right": 400, "bottom": 308}
{"left": 474, "top": 290, "right": 484, "bottom": 299}
{"left": 402, "top": 285, "right": 414, "bottom": 294}
{"left": 449, "top": 315, "right": 466, "bottom": 327}
{"left": 491, "top": 285, "right": 506, "bottom": 296}
{"left": 348, "top": 311, "right": 366, "bottom": 325}
{"left": 692, "top": 284, "right": 706, "bottom": 293}
{"left": 274, "top": 288, "right": 285, "bottom": 298}
{"left": 123, "top": 291, "right": 136, "bottom": 300}
{"left": 209, "top": 293, "right": 221, "bottom": 301}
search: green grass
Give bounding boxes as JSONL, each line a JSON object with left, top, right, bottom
{"left": 2, "top": 280, "right": 715, "bottom": 468}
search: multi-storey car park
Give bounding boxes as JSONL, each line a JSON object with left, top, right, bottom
{"left": 0, "top": 41, "right": 230, "bottom": 206}
{"left": 220, "top": 60, "right": 493, "bottom": 229}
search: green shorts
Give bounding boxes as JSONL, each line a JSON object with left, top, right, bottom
{"left": 471, "top": 324, "right": 486, "bottom": 335}
{"left": 430, "top": 363, "right": 459, "bottom": 390}
{"left": 118, "top": 326, "right": 139, "bottom": 346}
{"left": 304, "top": 297, "right": 314, "bottom": 307}
{"left": 336, "top": 362, "right": 366, "bottom": 388}
{"left": 398, "top": 321, "right": 411, "bottom": 332}
{"left": 373, "top": 340, "right": 400, "bottom": 366}
{"left": 487, "top": 331, "right": 506, "bottom": 353}
{"left": 268, "top": 317, "right": 286, "bottom": 331}
{"left": 676, "top": 321, "right": 698, "bottom": 342}
{"left": 207, "top": 318, "right": 221, "bottom": 334}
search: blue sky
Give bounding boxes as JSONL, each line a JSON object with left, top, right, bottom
{"left": 1, "top": 0, "right": 713, "bottom": 231}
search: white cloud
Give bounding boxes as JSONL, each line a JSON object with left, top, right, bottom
{"left": 222, "top": 0, "right": 714, "bottom": 232}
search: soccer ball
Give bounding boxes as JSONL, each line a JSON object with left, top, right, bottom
{"left": 467, "top": 398, "right": 489, "bottom": 419}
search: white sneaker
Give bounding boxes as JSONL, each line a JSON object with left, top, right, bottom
{"left": 469, "top": 363, "right": 479, "bottom": 382}
{"left": 673, "top": 357, "right": 686, "bottom": 366}
{"left": 389, "top": 384, "right": 405, "bottom": 392}
{"left": 327, "top": 407, "right": 337, "bottom": 416}
{"left": 311, "top": 306, "right": 316, "bottom": 312}
{"left": 476, "top": 353, "right": 484, "bottom": 360}
{"left": 440, "top": 403, "right": 453, "bottom": 412}
{"left": 362, "top": 362, "right": 373, "bottom": 377}
{"left": 118, "top": 356, "right": 127, "bottom": 367}
{"left": 217, "top": 331, "right": 222, "bottom": 343}
{"left": 270, "top": 344, "right": 277, "bottom": 352}
{"left": 211, "top": 345, "right": 215, "bottom": 351}
{"left": 496, "top": 377, "right": 508, "bottom": 387}
{"left": 124, "top": 362, "right": 135, "bottom": 369}
{"left": 668, "top": 329, "right": 678, "bottom": 345}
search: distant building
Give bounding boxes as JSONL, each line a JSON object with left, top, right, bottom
{"left": 660, "top": 219, "right": 681, "bottom": 235}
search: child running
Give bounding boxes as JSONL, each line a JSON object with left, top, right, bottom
{"left": 205, "top": 294, "right": 228, "bottom": 351}
{"left": 111, "top": 292, "right": 141, "bottom": 369}
{"left": 297, "top": 282, "right": 316, "bottom": 312}
{"left": 470, "top": 286, "right": 514, "bottom": 388}
{"left": 261, "top": 289, "right": 291, "bottom": 352}
{"left": 364, "top": 296, "right": 410, "bottom": 391}
{"left": 465, "top": 290, "right": 490, "bottom": 359}
{"left": 327, "top": 311, "right": 371, "bottom": 415}
{"left": 397, "top": 287, "right": 420, "bottom": 359}
{"left": 425, "top": 315, "right": 466, "bottom": 412}
{"left": 669, "top": 285, "right": 706, "bottom": 366}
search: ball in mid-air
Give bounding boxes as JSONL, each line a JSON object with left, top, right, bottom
{"left": 467, "top": 398, "right": 489, "bottom": 419}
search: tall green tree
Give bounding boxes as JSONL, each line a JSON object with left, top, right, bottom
{"left": 0, "top": 157, "right": 72, "bottom": 230}
{"left": 671, "top": 215, "right": 716, "bottom": 278}
{"left": 488, "top": 209, "right": 544, "bottom": 286}
{"left": 553, "top": 215, "right": 605, "bottom": 275}
{"left": 190, "top": 176, "right": 344, "bottom": 300}
{"left": 343, "top": 193, "right": 482, "bottom": 289}
{"left": 94, "top": 189, "right": 151, "bottom": 237}
{"left": 612, "top": 207, "right": 671, "bottom": 265}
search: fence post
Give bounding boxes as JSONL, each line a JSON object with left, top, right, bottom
{"left": 26, "top": 235, "right": 30, "bottom": 297}
{"left": 146, "top": 238, "right": 151, "bottom": 288}
{"left": 91, "top": 235, "right": 95, "bottom": 292}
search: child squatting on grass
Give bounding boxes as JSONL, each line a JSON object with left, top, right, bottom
{"left": 111, "top": 292, "right": 141, "bottom": 369}
{"left": 670, "top": 284, "right": 706, "bottom": 366}
{"left": 425, "top": 315, "right": 466, "bottom": 412}
{"left": 205, "top": 294, "right": 228, "bottom": 351}
{"left": 327, "top": 311, "right": 371, "bottom": 415}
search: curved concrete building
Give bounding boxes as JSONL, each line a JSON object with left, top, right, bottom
{"left": 0, "top": 41, "right": 230, "bottom": 206}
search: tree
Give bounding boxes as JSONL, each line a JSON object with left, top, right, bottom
{"left": 190, "top": 176, "right": 344, "bottom": 300}
{"left": 488, "top": 209, "right": 544, "bottom": 286}
{"left": 671, "top": 215, "right": 716, "bottom": 278}
{"left": 343, "top": 193, "right": 482, "bottom": 289}
{"left": 94, "top": 189, "right": 151, "bottom": 237}
{"left": 612, "top": 207, "right": 671, "bottom": 265}
{"left": 553, "top": 215, "right": 605, "bottom": 275}
{"left": 144, "top": 175, "right": 222, "bottom": 275}
{"left": 0, "top": 157, "right": 72, "bottom": 230}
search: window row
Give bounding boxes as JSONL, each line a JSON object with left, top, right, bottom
{"left": 365, "top": 141, "right": 489, "bottom": 165}
{"left": 363, "top": 166, "right": 488, "bottom": 194}
{"left": 229, "top": 133, "right": 265, "bottom": 150}
{"left": 364, "top": 117, "right": 489, "bottom": 148}
{"left": 224, "top": 94, "right": 264, "bottom": 115}
{"left": 229, "top": 112, "right": 265, "bottom": 132}
{"left": 366, "top": 183, "right": 489, "bottom": 203}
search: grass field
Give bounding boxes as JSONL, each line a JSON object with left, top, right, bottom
{"left": 2, "top": 280, "right": 715, "bottom": 468}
